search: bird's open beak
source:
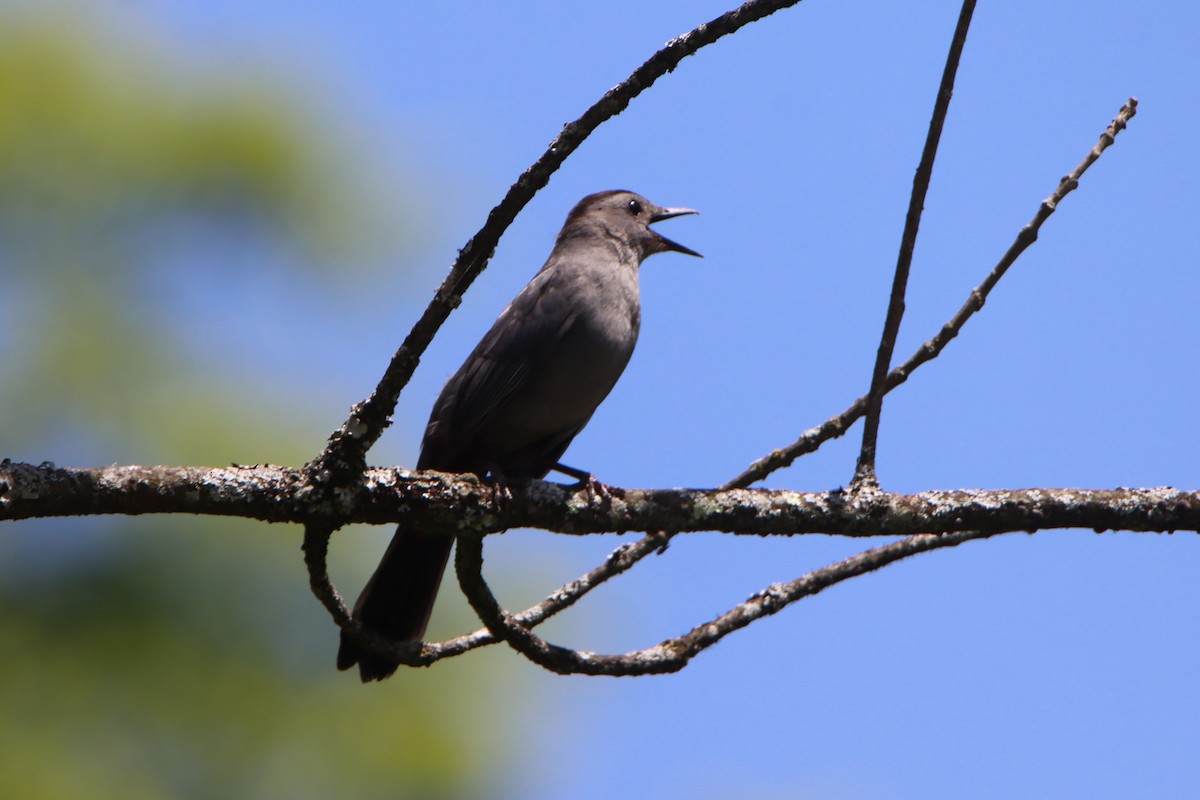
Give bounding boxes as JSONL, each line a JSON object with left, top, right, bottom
{"left": 649, "top": 207, "right": 701, "bottom": 258}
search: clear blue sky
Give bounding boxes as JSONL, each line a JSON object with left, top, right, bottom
{"left": 118, "top": 1, "right": 1200, "bottom": 797}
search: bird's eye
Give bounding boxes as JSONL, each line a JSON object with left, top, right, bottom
{"left": 626, "top": 198, "right": 643, "bottom": 216}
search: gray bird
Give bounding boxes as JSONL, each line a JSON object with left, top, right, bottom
{"left": 338, "top": 189, "right": 699, "bottom": 681}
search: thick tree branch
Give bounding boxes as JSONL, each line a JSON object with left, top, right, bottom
{"left": 4, "top": 460, "right": 1196, "bottom": 536}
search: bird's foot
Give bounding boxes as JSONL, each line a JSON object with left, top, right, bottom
{"left": 483, "top": 468, "right": 515, "bottom": 510}
{"left": 579, "top": 474, "right": 614, "bottom": 508}
{"left": 554, "top": 462, "right": 613, "bottom": 508}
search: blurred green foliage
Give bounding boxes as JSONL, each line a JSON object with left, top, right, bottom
{"left": 0, "top": 2, "right": 406, "bottom": 465}
{"left": 0, "top": 5, "right": 513, "bottom": 798}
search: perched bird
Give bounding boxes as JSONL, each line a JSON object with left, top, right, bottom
{"left": 338, "top": 189, "right": 700, "bottom": 681}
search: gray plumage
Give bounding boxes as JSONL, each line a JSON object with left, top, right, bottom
{"left": 338, "top": 190, "right": 699, "bottom": 681}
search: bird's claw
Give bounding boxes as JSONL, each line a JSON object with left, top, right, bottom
{"left": 484, "top": 469, "right": 514, "bottom": 511}
{"left": 574, "top": 473, "right": 613, "bottom": 509}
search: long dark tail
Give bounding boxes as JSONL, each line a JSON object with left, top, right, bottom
{"left": 336, "top": 527, "right": 453, "bottom": 682}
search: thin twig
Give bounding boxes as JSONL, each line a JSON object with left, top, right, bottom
{"left": 456, "top": 526, "right": 1001, "bottom": 675}
{"left": 304, "top": 521, "right": 439, "bottom": 667}
{"left": 422, "top": 530, "right": 672, "bottom": 660}
{"left": 854, "top": 0, "right": 976, "bottom": 488}
{"left": 301, "top": 521, "right": 350, "bottom": 625}
{"left": 656, "top": 529, "right": 999, "bottom": 668}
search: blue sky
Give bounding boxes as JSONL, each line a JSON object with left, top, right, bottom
{"left": 71, "top": 1, "right": 1200, "bottom": 797}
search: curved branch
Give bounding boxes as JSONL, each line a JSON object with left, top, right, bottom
{"left": 309, "top": 0, "right": 809, "bottom": 480}
{"left": 654, "top": 528, "right": 999, "bottom": 670}
{"left": 422, "top": 530, "right": 672, "bottom": 661}
{"left": 452, "top": 533, "right": 611, "bottom": 674}
{"left": 301, "top": 521, "right": 350, "bottom": 625}
{"left": 456, "top": 526, "right": 1001, "bottom": 675}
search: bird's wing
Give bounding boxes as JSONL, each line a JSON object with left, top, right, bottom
{"left": 418, "top": 264, "right": 579, "bottom": 469}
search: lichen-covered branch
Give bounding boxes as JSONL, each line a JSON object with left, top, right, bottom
{"left": 4, "top": 460, "right": 1197, "bottom": 536}
{"left": 452, "top": 527, "right": 1002, "bottom": 676}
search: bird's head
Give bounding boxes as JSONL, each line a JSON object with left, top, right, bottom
{"left": 560, "top": 190, "right": 701, "bottom": 260}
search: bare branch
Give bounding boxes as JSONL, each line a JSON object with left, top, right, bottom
{"left": 855, "top": 0, "right": 977, "bottom": 488}
{"left": 308, "top": 0, "right": 809, "bottom": 482}
{"left": 452, "top": 532, "right": 617, "bottom": 674}
{"left": 302, "top": 521, "right": 351, "bottom": 626}
{"left": 455, "top": 526, "right": 1002, "bottom": 675}
{"left": 421, "top": 530, "right": 673, "bottom": 661}
{"left": 5, "top": 460, "right": 1195, "bottom": 536}
{"left": 304, "top": 521, "right": 436, "bottom": 669}
{"left": 648, "top": 529, "right": 1000, "bottom": 673}
{"left": 728, "top": 97, "right": 1139, "bottom": 490}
